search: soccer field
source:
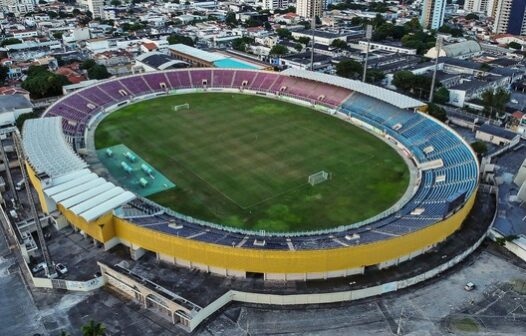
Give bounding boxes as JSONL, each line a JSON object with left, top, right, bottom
{"left": 95, "top": 93, "right": 409, "bottom": 232}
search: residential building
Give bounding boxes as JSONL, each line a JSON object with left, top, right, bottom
{"left": 0, "top": 0, "right": 36, "bottom": 16}
{"left": 420, "top": 0, "right": 446, "bottom": 29}
{"left": 464, "top": 0, "right": 497, "bottom": 16}
{"left": 493, "top": 0, "right": 526, "bottom": 35}
{"left": 260, "top": 0, "right": 289, "bottom": 11}
{"left": 296, "top": 0, "right": 324, "bottom": 18}
{"left": 83, "top": 0, "right": 104, "bottom": 18}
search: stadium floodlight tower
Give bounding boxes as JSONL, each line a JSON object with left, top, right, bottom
{"left": 362, "top": 24, "right": 373, "bottom": 82}
{"left": 429, "top": 36, "right": 443, "bottom": 103}
{"left": 310, "top": 10, "right": 316, "bottom": 71}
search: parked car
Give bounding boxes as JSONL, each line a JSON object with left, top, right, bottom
{"left": 55, "top": 263, "right": 68, "bottom": 275}
{"left": 464, "top": 282, "right": 476, "bottom": 291}
{"left": 32, "top": 262, "right": 47, "bottom": 273}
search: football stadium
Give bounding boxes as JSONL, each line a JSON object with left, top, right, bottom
{"left": 22, "top": 68, "right": 480, "bottom": 280}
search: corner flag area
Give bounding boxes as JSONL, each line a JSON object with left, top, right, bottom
{"left": 96, "top": 144, "right": 175, "bottom": 197}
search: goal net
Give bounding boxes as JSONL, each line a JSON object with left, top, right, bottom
{"left": 173, "top": 103, "right": 189, "bottom": 111}
{"left": 308, "top": 171, "right": 329, "bottom": 186}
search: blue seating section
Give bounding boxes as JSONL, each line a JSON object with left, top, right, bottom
{"left": 339, "top": 92, "right": 478, "bottom": 230}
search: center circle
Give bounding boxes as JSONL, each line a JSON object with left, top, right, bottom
{"left": 94, "top": 92, "right": 410, "bottom": 233}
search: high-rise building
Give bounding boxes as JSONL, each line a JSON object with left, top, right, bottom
{"left": 420, "top": 0, "right": 447, "bottom": 30}
{"left": 296, "top": 0, "right": 325, "bottom": 18}
{"left": 260, "top": 0, "right": 289, "bottom": 11}
{"left": 464, "top": 0, "right": 499, "bottom": 17}
{"left": 493, "top": 0, "right": 526, "bottom": 35}
{"left": 0, "top": 0, "right": 36, "bottom": 16}
{"left": 82, "top": 0, "right": 104, "bottom": 18}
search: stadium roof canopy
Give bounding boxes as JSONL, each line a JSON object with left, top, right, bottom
{"left": 169, "top": 44, "right": 224, "bottom": 63}
{"left": 22, "top": 117, "right": 87, "bottom": 177}
{"left": 44, "top": 169, "right": 135, "bottom": 222}
{"left": 282, "top": 69, "right": 424, "bottom": 109}
{"left": 22, "top": 117, "right": 136, "bottom": 222}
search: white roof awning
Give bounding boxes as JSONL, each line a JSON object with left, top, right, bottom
{"left": 282, "top": 68, "right": 424, "bottom": 109}
{"left": 22, "top": 117, "right": 87, "bottom": 177}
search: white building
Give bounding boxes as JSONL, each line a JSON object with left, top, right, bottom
{"left": 357, "top": 41, "right": 417, "bottom": 55}
{"left": 83, "top": 0, "right": 104, "bottom": 18}
{"left": 0, "top": 95, "right": 33, "bottom": 127}
{"left": 296, "top": 0, "right": 325, "bottom": 18}
{"left": 62, "top": 27, "right": 91, "bottom": 44}
{"left": 463, "top": 0, "right": 497, "bottom": 16}
{"left": 260, "top": 0, "right": 289, "bottom": 10}
{"left": 0, "top": 0, "right": 36, "bottom": 16}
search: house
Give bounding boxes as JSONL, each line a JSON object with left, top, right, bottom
{"left": 0, "top": 95, "right": 33, "bottom": 127}
{"left": 475, "top": 123, "right": 519, "bottom": 146}
{"left": 133, "top": 52, "right": 189, "bottom": 72}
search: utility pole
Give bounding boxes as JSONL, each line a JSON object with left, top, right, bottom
{"left": 310, "top": 8, "right": 316, "bottom": 71}
{"left": 429, "top": 36, "right": 443, "bottom": 103}
{"left": 396, "top": 307, "right": 405, "bottom": 335}
{"left": 12, "top": 131, "right": 56, "bottom": 278}
{"left": 0, "top": 135, "right": 18, "bottom": 203}
{"left": 362, "top": 24, "right": 373, "bottom": 82}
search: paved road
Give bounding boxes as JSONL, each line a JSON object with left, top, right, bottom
{"left": 0, "top": 226, "right": 46, "bottom": 336}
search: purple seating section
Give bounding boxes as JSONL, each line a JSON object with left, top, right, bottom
{"left": 212, "top": 69, "right": 235, "bottom": 87}
{"left": 46, "top": 69, "right": 355, "bottom": 136}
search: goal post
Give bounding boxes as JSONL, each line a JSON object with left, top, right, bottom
{"left": 173, "top": 103, "right": 189, "bottom": 111}
{"left": 308, "top": 170, "right": 329, "bottom": 186}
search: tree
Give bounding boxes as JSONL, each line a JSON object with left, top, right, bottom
{"left": 433, "top": 87, "right": 450, "bottom": 104}
{"left": 427, "top": 103, "right": 447, "bottom": 122}
{"left": 0, "top": 65, "right": 9, "bottom": 84}
{"left": 330, "top": 39, "right": 348, "bottom": 49}
{"left": 438, "top": 25, "right": 463, "bottom": 37}
{"left": 392, "top": 71, "right": 415, "bottom": 92}
{"left": 296, "top": 36, "right": 310, "bottom": 45}
{"left": 110, "top": 0, "right": 121, "bottom": 5}
{"left": 479, "top": 63, "right": 492, "bottom": 73}
{"left": 245, "top": 17, "right": 263, "bottom": 27}
{"left": 508, "top": 41, "right": 522, "bottom": 50}
{"left": 167, "top": 33, "right": 194, "bottom": 46}
{"left": 336, "top": 60, "right": 363, "bottom": 79}
{"left": 87, "top": 64, "right": 111, "bottom": 80}
{"left": 269, "top": 44, "right": 288, "bottom": 56}
{"left": 481, "top": 88, "right": 510, "bottom": 118}
{"left": 80, "top": 59, "right": 96, "bottom": 70}
{"left": 465, "top": 13, "right": 479, "bottom": 21}
{"left": 21, "top": 66, "right": 71, "bottom": 99}
{"left": 401, "top": 31, "right": 436, "bottom": 55}
{"left": 276, "top": 28, "right": 292, "bottom": 40}
{"left": 366, "top": 69, "right": 385, "bottom": 83}
{"left": 225, "top": 11, "right": 237, "bottom": 27}
{"left": 471, "top": 141, "right": 487, "bottom": 156}
{"left": 53, "top": 32, "right": 63, "bottom": 39}
{"left": 293, "top": 43, "right": 303, "bottom": 52}
{"left": 264, "top": 21, "right": 271, "bottom": 31}
{"left": 231, "top": 37, "right": 254, "bottom": 52}
{"left": 81, "top": 320, "right": 106, "bottom": 336}
{"left": 16, "top": 111, "right": 37, "bottom": 130}
{"left": 0, "top": 38, "right": 21, "bottom": 46}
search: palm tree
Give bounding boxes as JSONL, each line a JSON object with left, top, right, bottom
{"left": 81, "top": 320, "right": 106, "bottom": 336}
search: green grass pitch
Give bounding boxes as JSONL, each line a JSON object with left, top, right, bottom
{"left": 95, "top": 93, "right": 409, "bottom": 232}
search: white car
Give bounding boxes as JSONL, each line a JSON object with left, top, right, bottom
{"left": 55, "top": 263, "right": 68, "bottom": 275}
{"left": 464, "top": 282, "right": 476, "bottom": 291}
{"left": 32, "top": 262, "right": 47, "bottom": 273}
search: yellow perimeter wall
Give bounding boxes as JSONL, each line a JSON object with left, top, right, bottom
{"left": 28, "top": 158, "right": 477, "bottom": 274}
{"left": 113, "top": 192, "right": 476, "bottom": 274}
